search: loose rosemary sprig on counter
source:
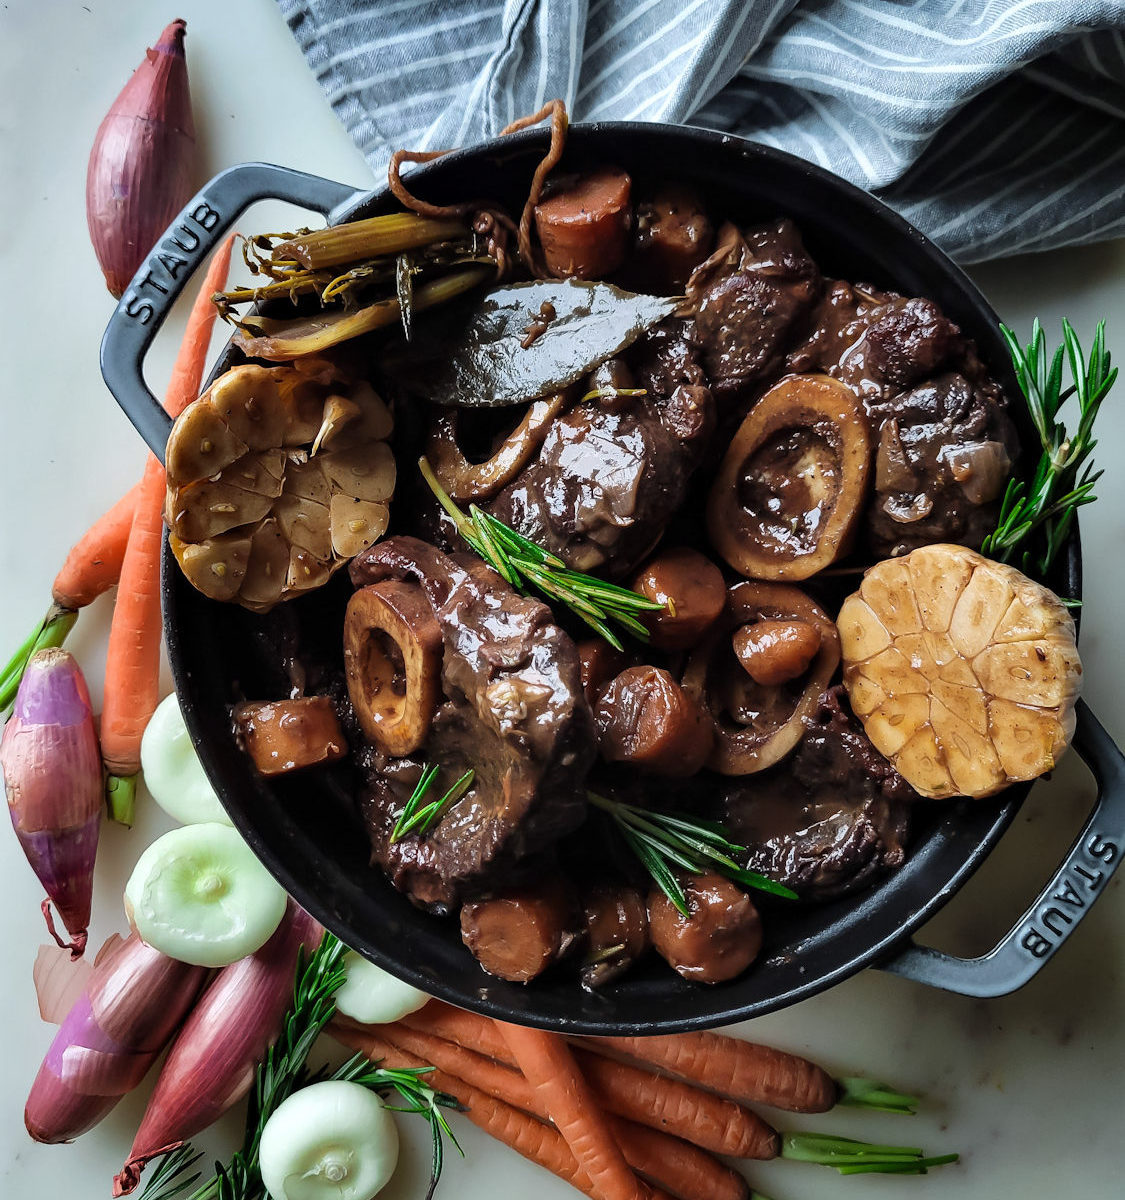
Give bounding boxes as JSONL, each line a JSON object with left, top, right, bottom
{"left": 419, "top": 456, "right": 664, "bottom": 651}
{"left": 587, "top": 792, "right": 799, "bottom": 916}
{"left": 141, "top": 932, "right": 462, "bottom": 1200}
{"left": 983, "top": 318, "right": 1116, "bottom": 574}
{"left": 391, "top": 764, "right": 476, "bottom": 842}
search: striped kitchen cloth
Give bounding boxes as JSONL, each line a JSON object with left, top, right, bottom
{"left": 277, "top": 0, "right": 1125, "bottom": 262}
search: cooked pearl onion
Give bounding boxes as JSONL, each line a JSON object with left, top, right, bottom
{"left": 259, "top": 1081, "right": 399, "bottom": 1200}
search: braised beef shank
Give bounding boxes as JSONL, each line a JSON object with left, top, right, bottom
{"left": 350, "top": 536, "right": 596, "bottom": 908}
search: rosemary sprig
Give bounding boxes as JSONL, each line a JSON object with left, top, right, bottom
{"left": 588, "top": 792, "right": 798, "bottom": 916}
{"left": 391, "top": 764, "right": 476, "bottom": 841}
{"left": 419, "top": 456, "right": 664, "bottom": 651}
{"left": 140, "top": 932, "right": 461, "bottom": 1200}
{"left": 982, "top": 318, "right": 1116, "bottom": 574}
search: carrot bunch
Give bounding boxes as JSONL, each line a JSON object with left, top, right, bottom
{"left": 1, "top": 238, "right": 234, "bottom": 825}
{"left": 334, "top": 1000, "right": 958, "bottom": 1200}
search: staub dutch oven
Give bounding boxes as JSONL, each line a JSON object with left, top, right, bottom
{"left": 100, "top": 124, "right": 1125, "bottom": 1034}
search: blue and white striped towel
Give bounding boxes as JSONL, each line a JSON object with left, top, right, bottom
{"left": 278, "top": 0, "right": 1125, "bottom": 262}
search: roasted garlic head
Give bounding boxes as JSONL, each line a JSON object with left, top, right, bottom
{"left": 165, "top": 360, "right": 395, "bottom": 611}
{"left": 839, "top": 544, "right": 1081, "bottom": 799}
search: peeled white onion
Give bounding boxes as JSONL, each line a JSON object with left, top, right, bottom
{"left": 141, "top": 692, "right": 231, "bottom": 826}
{"left": 124, "top": 823, "right": 286, "bottom": 967}
{"left": 334, "top": 951, "right": 430, "bottom": 1025}
{"left": 259, "top": 1080, "right": 399, "bottom": 1200}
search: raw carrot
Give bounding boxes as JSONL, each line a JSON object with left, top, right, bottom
{"left": 100, "top": 237, "right": 234, "bottom": 825}
{"left": 51, "top": 482, "right": 143, "bottom": 610}
{"left": 333, "top": 1026, "right": 676, "bottom": 1200}
{"left": 588, "top": 1032, "right": 837, "bottom": 1114}
{"left": 394, "top": 1009, "right": 777, "bottom": 1158}
{"left": 611, "top": 1117, "right": 748, "bottom": 1200}
{"left": 498, "top": 1020, "right": 649, "bottom": 1200}
{"left": 370, "top": 1022, "right": 747, "bottom": 1200}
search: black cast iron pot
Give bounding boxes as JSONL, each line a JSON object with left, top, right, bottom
{"left": 100, "top": 125, "right": 1125, "bottom": 1033}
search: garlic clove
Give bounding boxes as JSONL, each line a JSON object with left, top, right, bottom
{"left": 320, "top": 441, "right": 396, "bottom": 503}
{"left": 241, "top": 519, "right": 289, "bottom": 611}
{"left": 171, "top": 532, "right": 251, "bottom": 602}
{"left": 165, "top": 404, "right": 249, "bottom": 485}
{"left": 330, "top": 496, "right": 389, "bottom": 558}
{"left": 169, "top": 478, "right": 274, "bottom": 542}
{"left": 311, "top": 393, "right": 361, "bottom": 455}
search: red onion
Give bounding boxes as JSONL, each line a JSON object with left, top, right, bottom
{"left": 25, "top": 932, "right": 209, "bottom": 1143}
{"left": 2, "top": 648, "right": 102, "bottom": 958}
{"left": 86, "top": 19, "right": 195, "bottom": 297}
{"left": 113, "top": 903, "right": 323, "bottom": 1195}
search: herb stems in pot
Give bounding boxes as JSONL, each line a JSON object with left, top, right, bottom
{"left": 86, "top": 19, "right": 195, "bottom": 297}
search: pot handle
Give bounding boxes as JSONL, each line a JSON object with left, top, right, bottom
{"left": 99, "top": 162, "right": 368, "bottom": 463}
{"left": 880, "top": 699, "right": 1124, "bottom": 996}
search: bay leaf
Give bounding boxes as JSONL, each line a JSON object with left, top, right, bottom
{"left": 381, "top": 279, "right": 678, "bottom": 408}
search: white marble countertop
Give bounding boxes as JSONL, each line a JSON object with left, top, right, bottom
{"left": 1, "top": 3, "right": 1123, "bottom": 1198}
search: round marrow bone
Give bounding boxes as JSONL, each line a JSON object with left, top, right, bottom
{"left": 839, "top": 543, "right": 1081, "bottom": 799}
{"left": 707, "top": 373, "right": 871, "bottom": 581}
{"left": 683, "top": 581, "right": 840, "bottom": 776}
{"left": 344, "top": 582, "right": 443, "bottom": 757}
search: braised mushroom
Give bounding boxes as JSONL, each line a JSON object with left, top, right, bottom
{"left": 707, "top": 373, "right": 871, "bottom": 581}
{"left": 234, "top": 697, "right": 348, "bottom": 776}
{"left": 630, "top": 547, "right": 726, "bottom": 651}
{"left": 426, "top": 393, "right": 568, "bottom": 502}
{"left": 648, "top": 873, "right": 762, "bottom": 984}
{"left": 682, "top": 581, "right": 840, "bottom": 775}
{"left": 166, "top": 363, "right": 395, "bottom": 611}
{"left": 344, "top": 582, "right": 443, "bottom": 757}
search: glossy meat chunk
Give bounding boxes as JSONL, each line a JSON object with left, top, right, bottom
{"left": 488, "top": 319, "right": 713, "bottom": 576}
{"left": 688, "top": 219, "right": 821, "bottom": 403}
{"left": 723, "top": 689, "right": 913, "bottom": 899}
{"left": 350, "top": 536, "right": 596, "bottom": 908}
{"left": 866, "top": 372, "right": 1019, "bottom": 557}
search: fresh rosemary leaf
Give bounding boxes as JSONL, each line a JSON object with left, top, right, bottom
{"left": 141, "top": 933, "right": 462, "bottom": 1200}
{"left": 420, "top": 456, "right": 661, "bottom": 650}
{"left": 393, "top": 768, "right": 476, "bottom": 841}
{"left": 589, "top": 792, "right": 798, "bottom": 911}
{"left": 983, "top": 318, "right": 1116, "bottom": 574}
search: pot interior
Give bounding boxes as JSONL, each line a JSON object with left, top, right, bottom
{"left": 166, "top": 124, "right": 1081, "bottom": 1033}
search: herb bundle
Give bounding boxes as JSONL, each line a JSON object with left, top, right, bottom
{"left": 141, "top": 932, "right": 461, "bottom": 1200}
{"left": 419, "top": 456, "right": 664, "bottom": 651}
{"left": 587, "top": 792, "right": 798, "bottom": 916}
{"left": 983, "top": 318, "right": 1116, "bottom": 575}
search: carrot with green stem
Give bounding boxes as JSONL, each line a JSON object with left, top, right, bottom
{"left": 0, "top": 483, "right": 144, "bottom": 714}
{"left": 392, "top": 1010, "right": 776, "bottom": 1158}
{"left": 369, "top": 1021, "right": 749, "bottom": 1200}
{"left": 497, "top": 1019, "right": 651, "bottom": 1200}
{"left": 333, "top": 1025, "right": 678, "bottom": 1200}
{"left": 100, "top": 236, "right": 234, "bottom": 824}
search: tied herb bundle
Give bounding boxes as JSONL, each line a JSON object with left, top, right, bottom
{"left": 419, "top": 457, "right": 664, "bottom": 651}
{"left": 141, "top": 932, "right": 461, "bottom": 1200}
{"left": 984, "top": 318, "right": 1117, "bottom": 576}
